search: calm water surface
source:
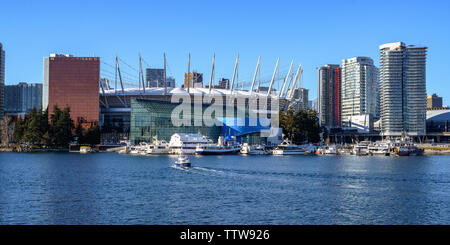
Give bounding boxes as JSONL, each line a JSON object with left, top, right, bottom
{"left": 0, "top": 153, "right": 449, "bottom": 224}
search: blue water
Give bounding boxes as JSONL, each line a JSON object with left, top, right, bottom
{"left": 0, "top": 153, "right": 449, "bottom": 224}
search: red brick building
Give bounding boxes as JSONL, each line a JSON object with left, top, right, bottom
{"left": 43, "top": 54, "right": 99, "bottom": 127}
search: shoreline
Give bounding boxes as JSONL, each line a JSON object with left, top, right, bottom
{"left": 1, "top": 148, "right": 450, "bottom": 155}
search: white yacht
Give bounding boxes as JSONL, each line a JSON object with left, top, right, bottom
{"left": 368, "top": 142, "right": 391, "bottom": 156}
{"left": 145, "top": 140, "right": 170, "bottom": 155}
{"left": 272, "top": 140, "right": 306, "bottom": 155}
{"left": 240, "top": 143, "right": 269, "bottom": 155}
{"left": 169, "top": 133, "right": 213, "bottom": 154}
{"left": 323, "top": 145, "right": 337, "bottom": 154}
{"left": 195, "top": 136, "right": 240, "bottom": 155}
{"left": 352, "top": 141, "right": 370, "bottom": 156}
{"left": 129, "top": 146, "right": 141, "bottom": 155}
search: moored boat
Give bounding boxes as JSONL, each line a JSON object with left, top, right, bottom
{"left": 352, "top": 141, "right": 370, "bottom": 156}
{"left": 195, "top": 136, "right": 240, "bottom": 155}
{"left": 145, "top": 140, "right": 170, "bottom": 155}
{"left": 323, "top": 145, "right": 337, "bottom": 155}
{"left": 169, "top": 133, "right": 213, "bottom": 154}
{"left": 272, "top": 140, "right": 306, "bottom": 155}
{"left": 240, "top": 143, "right": 269, "bottom": 155}
{"left": 80, "top": 146, "right": 92, "bottom": 154}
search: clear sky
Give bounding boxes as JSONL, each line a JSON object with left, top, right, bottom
{"left": 1, "top": 0, "right": 450, "bottom": 103}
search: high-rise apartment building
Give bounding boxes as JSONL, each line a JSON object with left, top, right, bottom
{"left": 166, "top": 76, "right": 176, "bottom": 88}
{"left": 427, "top": 93, "right": 443, "bottom": 109}
{"left": 0, "top": 43, "right": 5, "bottom": 118}
{"left": 218, "top": 78, "right": 230, "bottom": 89}
{"left": 4, "top": 82, "right": 42, "bottom": 115}
{"left": 145, "top": 68, "right": 165, "bottom": 88}
{"left": 184, "top": 71, "right": 203, "bottom": 88}
{"left": 43, "top": 54, "right": 100, "bottom": 127}
{"left": 341, "top": 57, "right": 379, "bottom": 124}
{"left": 290, "top": 88, "right": 309, "bottom": 109}
{"left": 318, "top": 64, "right": 341, "bottom": 127}
{"left": 379, "top": 42, "right": 427, "bottom": 136}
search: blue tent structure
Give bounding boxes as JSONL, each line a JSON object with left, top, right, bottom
{"left": 216, "top": 117, "right": 272, "bottom": 143}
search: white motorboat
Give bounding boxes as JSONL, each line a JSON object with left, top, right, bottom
{"left": 195, "top": 136, "right": 240, "bottom": 155}
{"left": 240, "top": 143, "right": 269, "bottom": 155}
{"left": 368, "top": 142, "right": 391, "bottom": 156}
{"left": 352, "top": 141, "right": 370, "bottom": 156}
{"left": 272, "top": 140, "right": 306, "bottom": 155}
{"left": 145, "top": 140, "right": 170, "bottom": 155}
{"left": 173, "top": 154, "right": 191, "bottom": 169}
{"left": 169, "top": 133, "right": 213, "bottom": 154}
{"left": 323, "top": 145, "right": 337, "bottom": 154}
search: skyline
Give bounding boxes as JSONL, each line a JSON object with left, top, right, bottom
{"left": 1, "top": 0, "right": 450, "bottom": 103}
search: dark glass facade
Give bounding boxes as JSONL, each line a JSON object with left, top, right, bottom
{"left": 43, "top": 55, "right": 100, "bottom": 127}
{"left": 130, "top": 99, "right": 222, "bottom": 143}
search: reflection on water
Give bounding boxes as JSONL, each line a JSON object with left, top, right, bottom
{"left": 0, "top": 153, "right": 449, "bottom": 224}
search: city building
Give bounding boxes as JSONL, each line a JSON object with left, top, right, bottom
{"left": 317, "top": 64, "right": 341, "bottom": 127}
{"left": 166, "top": 76, "right": 176, "bottom": 88}
{"left": 379, "top": 42, "right": 427, "bottom": 136}
{"left": 289, "top": 88, "right": 308, "bottom": 110}
{"left": 43, "top": 54, "right": 100, "bottom": 127}
{"left": 426, "top": 109, "right": 450, "bottom": 143}
{"left": 347, "top": 114, "right": 374, "bottom": 133}
{"left": 427, "top": 93, "right": 443, "bottom": 109}
{"left": 184, "top": 71, "right": 203, "bottom": 88}
{"left": 218, "top": 78, "right": 230, "bottom": 89}
{"left": 145, "top": 68, "right": 165, "bottom": 88}
{"left": 341, "top": 57, "right": 379, "bottom": 126}
{"left": 311, "top": 98, "right": 318, "bottom": 112}
{"left": 4, "top": 82, "right": 42, "bottom": 116}
{"left": 99, "top": 86, "right": 286, "bottom": 143}
{"left": 0, "top": 43, "right": 4, "bottom": 118}
{"left": 130, "top": 98, "right": 281, "bottom": 145}
{"left": 100, "top": 78, "right": 111, "bottom": 90}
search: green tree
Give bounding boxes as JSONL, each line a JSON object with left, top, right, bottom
{"left": 84, "top": 125, "right": 101, "bottom": 145}
{"left": 13, "top": 117, "right": 25, "bottom": 143}
{"left": 50, "top": 105, "right": 74, "bottom": 147}
{"left": 75, "top": 123, "right": 84, "bottom": 144}
{"left": 279, "top": 107, "right": 321, "bottom": 144}
{"left": 22, "top": 108, "right": 43, "bottom": 145}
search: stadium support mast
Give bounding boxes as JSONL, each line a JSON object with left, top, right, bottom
{"left": 139, "top": 53, "right": 145, "bottom": 93}
{"left": 209, "top": 54, "right": 215, "bottom": 95}
{"left": 187, "top": 53, "right": 190, "bottom": 94}
{"left": 250, "top": 56, "right": 261, "bottom": 96}
{"left": 267, "top": 58, "right": 280, "bottom": 96}
{"left": 279, "top": 60, "right": 294, "bottom": 98}
{"left": 230, "top": 54, "right": 239, "bottom": 92}
{"left": 288, "top": 65, "right": 302, "bottom": 99}
{"left": 164, "top": 53, "right": 167, "bottom": 95}
{"left": 116, "top": 55, "right": 125, "bottom": 94}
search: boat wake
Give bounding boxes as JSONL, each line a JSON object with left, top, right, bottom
{"left": 192, "top": 167, "right": 225, "bottom": 174}
{"left": 170, "top": 165, "right": 191, "bottom": 171}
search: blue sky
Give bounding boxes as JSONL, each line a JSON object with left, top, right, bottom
{"left": 1, "top": 0, "right": 450, "bottom": 103}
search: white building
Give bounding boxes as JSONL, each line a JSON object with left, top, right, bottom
{"left": 379, "top": 42, "right": 427, "bottom": 136}
{"left": 341, "top": 57, "right": 379, "bottom": 125}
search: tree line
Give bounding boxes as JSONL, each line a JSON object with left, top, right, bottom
{"left": 279, "top": 107, "right": 321, "bottom": 144}
{"left": 13, "top": 105, "right": 100, "bottom": 147}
